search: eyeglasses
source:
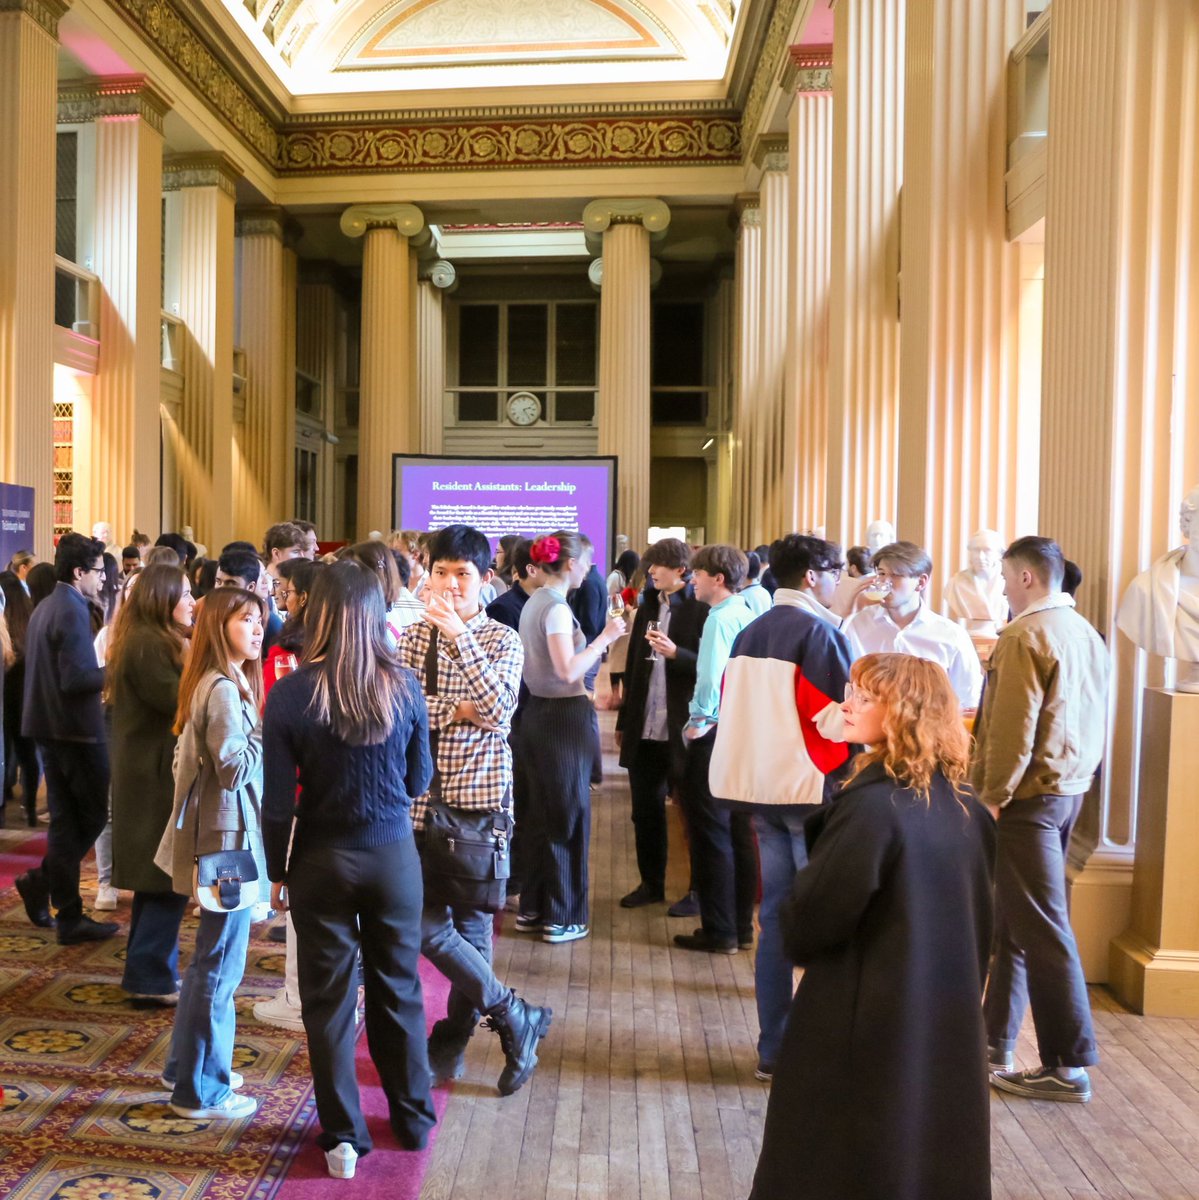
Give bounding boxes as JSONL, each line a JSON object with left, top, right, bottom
{"left": 843, "top": 683, "right": 877, "bottom": 709}
{"left": 82, "top": 565, "right": 106, "bottom": 577}
{"left": 276, "top": 586, "right": 292, "bottom": 600}
{"left": 817, "top": 563, "right": 845, "bottom": 580}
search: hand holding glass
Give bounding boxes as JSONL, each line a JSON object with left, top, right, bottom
{"left": 608, "top": 594, "right": 626, "bottom": 620}
{"left": 646, "top": 619, "right": 661, "bottom": 661}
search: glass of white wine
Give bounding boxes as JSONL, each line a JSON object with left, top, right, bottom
{"left": 608, "top": 593, "right": 625, "bottom": 621}
{"left": 646, "top": 619, "right": 660, "bottom": 662}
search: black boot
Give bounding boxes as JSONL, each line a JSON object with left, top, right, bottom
{"left": 483, "top": 991, "right": 552, "bottom": 1096}
{"left": 427, "top": 1017, "right": 473, "bottom": 1086}
{"left": 15, "top": 870, "right": 52, "bottom": 928}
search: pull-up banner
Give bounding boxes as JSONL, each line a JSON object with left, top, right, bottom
{"left": 0, "top": 483, "right": 35, "bottom": 567}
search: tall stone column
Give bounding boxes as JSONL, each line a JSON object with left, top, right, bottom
{"left": 731, "top": 199, "right": 761, "bottom": 547}
{"left": 783, "top": 54, "right": 833, "bottom": 536}
{"left": 340, "top": 204, "right": 423, "bottom": 540}
{"left": 826, "top": 0, "right": 905, "bottom": 550}
{"left": 1035, "top": 0, "right": 1199, "bottom": 988}
{"left": 755, "top": 140, "right": 789, "bottom": 545}
{"left": 896, "top": 0, "right": 1025, "bottom": 603}
{"left": 163, "top": 154, "right": 239, "bottom": 551}
{"left": 235, "top": 207, "right": 293, "bottom": 538}
{"left": 415, "top": 267, "right": 451, "bottom": 455}
{"left": 64, "top": 77, "right": 171, "bottom": 542}
{"left": 583, "top": 198, "right": 670, "bottom": 551}
{"left": 0, "top": 0, "right": 67, "bottom": 552}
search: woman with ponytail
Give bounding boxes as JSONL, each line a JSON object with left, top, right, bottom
{"left": 515, "top": 531, "right": 626, "bottom": 944}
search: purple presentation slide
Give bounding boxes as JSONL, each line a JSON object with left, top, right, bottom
{"left": 393, "top": 456, "right": 616, "bottom": 567}
{"left": 0, "top": 482, "right": 35, "bottom": 567}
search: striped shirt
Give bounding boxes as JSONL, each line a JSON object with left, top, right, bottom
{"left": 396, "top": 611, "right": 523, "bottom": 830}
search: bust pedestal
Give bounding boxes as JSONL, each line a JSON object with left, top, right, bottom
{"left": 1110, "top": 688, "right": 1199, "bottom": 1015}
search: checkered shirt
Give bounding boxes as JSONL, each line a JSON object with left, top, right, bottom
{"left": 396, "top": 611, "right": 523, "bottom": 831}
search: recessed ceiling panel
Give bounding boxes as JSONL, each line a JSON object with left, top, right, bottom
{"left": 337, "top": 0, "right": 681, "bottom": 70}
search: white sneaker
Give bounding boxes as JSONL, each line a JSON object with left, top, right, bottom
{"left": 162, "top": 1071, "right": 243, "bottom": 1091}
{"left": 253, "top": 989, "right": 305, "bottom": 1032}
{"left": 94, "top": 885, "right": 119, "bottom": 911}
{"left": 325, "top": 1142, "right": 358, "bottom": 1179}
{"left": 170, "top": 1092, "right": 257, "bottom": 1120}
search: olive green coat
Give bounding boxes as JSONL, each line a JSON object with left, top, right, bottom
{"left": 109, "top": 636, "right": 183, "bottom": 893}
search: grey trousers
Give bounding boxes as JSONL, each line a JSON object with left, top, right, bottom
{"left": 984, "top": 793, "right": 1099, "bottom": 1068}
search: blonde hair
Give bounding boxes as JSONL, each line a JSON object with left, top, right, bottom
{"left": 842, "top": 653, "right": 971, "bottom": 803}
{"left": 173, "top": 587, "right": 264, "bottom": 735}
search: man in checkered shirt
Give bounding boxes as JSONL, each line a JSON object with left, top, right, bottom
{"left": 396, "top": 524, "right": 552, "bottom": 1097}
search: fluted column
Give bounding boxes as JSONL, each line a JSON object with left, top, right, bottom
{"left": 584, "top": 198, "right": 670, "bottom": 550}
{"left": 0, "top": 0, "right": 67, "bottom": 552}
{"left": 731, "top": 199, "right": 761, "bottom": 547}
{"left": 1038, "top": 0, "right": 1199, "bottom": 988}
{"left": 827, "top": 0, "right": 905, "bottom": 549}
{"left": 897, "top": 0, "right": 1025, "bottom": 604}
{"left": 784, "top": 57, "right": 833, "bottom": 535}
{"left": 163, "top": 153, "right": 239, "bottom": 550}
{"left": 341, "top": 203, "right": 422, "bottom": 540}
{"left": 756, "top": 141, "right": 789, "bottom": 545}
{"left": 296, "top": 273, "right": 337, "bottom": 533}
{"left": 416, "top": 265, "right": 453, "bottom": 455}
{"left": 235, "top": 207, "right": 292, "bottom": 538}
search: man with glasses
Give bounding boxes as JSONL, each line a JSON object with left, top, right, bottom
{"left": 709, "top": 534, "right": 853, "bottom": 1080}
{"left": 16, "top": 532, "right": 119, "bottom": 943}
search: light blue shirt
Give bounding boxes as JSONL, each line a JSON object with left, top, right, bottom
{"left": 740, "top": 581, "right": 773, "bottom": 618}
{"left": 687, "top": 593, "right": 754, "bottom": 732}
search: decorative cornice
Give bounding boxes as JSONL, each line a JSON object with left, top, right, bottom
{"left": 581, "top": 198, "right": 672, "bottom": 236}
{"left": 280, "top": 116, "right": 739, "bottom": 175}
{"left": 57, "top": 75, "right": 172, "bottom": 135}
{"left": 163, "top": 152, "right": 242, "bottom": 199}
{"left": 0, "top": 0, "right": 70, "bottom": 38}
{"left": 340, "top": 203, "right": 425, "bottom": 240}
{"left": 235, "top": 206, "right": 286, "bottom": 240}
{"left": 294, "top": 99, "right": 736, "bottom": 125}
{"left": 741, "top": 0, "right": 804, "bottom": 154}
{"left": 787, "top": 44, "right": 833, "bottom": 94}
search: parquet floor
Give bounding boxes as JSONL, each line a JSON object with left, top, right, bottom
{"left": 423, "top": 708, "right": 1199, "bottom": 1200}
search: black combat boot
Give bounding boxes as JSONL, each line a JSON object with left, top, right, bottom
{"left": 483, "top": 991, "right": 553, "bottom": 1096}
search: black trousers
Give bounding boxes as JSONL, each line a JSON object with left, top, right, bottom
{"left": 681, "top": 730, "right": 758, "bottom": 944}
{"left": 34, "top": 739, "right": 109, "bottom": 924}
{"left": 288, "top": 834, "right": 435, "bottom": 1154}
{"left": 627, "top": 739, "right": 672, "bottom": 893}
{"left": 509, "top": 713, "right": 530, "bottom": 895}
{"left": 519, "top": 694, "right": 593, "bottom": 927}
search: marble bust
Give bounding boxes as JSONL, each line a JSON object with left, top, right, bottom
{"left": 865, "top": 520, "right": 896, "bottom": 554}
{"left": 944, "top": 529, "right": 1008, "bottom": 637}
{"left": 1117, "top": 485, "right": 1199, "bottom": 692}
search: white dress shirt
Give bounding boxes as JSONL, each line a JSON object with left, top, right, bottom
{"left": 843, "top": 599, "right": 983, "bottom": 709}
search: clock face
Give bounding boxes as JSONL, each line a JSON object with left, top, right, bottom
{"left": 506, "top": 392, "right": 541, "bottom": 426}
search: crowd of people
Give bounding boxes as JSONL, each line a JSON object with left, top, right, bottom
{"left": 0, "top": 517, "right": 1109, "bottom": 1196}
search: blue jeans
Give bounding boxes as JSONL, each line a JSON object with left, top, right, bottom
{"left": 754, "top": 806, "right": 819, "bottom": 1068}
{"left": 422, "top": 903, "right": 507, "bottom": 1030}
{"left": 166, "top": 906, "right": 252, "bottom": 1108}
{"left": 122, "top": 890, "right": 189, "bottom": 995}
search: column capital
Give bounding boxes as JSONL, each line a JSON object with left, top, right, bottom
{"left": 163, "top": 153, "right": 242, "bottom": 199}
{"left": 581, "top": 198, "right": 671, "bottom": 236}
{"left": 0, "top": 0, "right": 71, "bottom": 38}
{"left": 235, "top": 206, "right": 287, "bottom": 241}
{"left": 419, "top": 259, "right": 457, "bottom": 290}
{"left": 781, "top": 44, "right": 833, "bottom": 95}
{"left": 734, "top": 194, "right": 761, "bottom": 229}
{"left": 340, "top": 203, "right": 425, "bottom": 240}
{"left": 753, "top": 135, "right": 789, "bottom": 173}
{"left": 57, "top": 75, "right": 173, "bottom": 135}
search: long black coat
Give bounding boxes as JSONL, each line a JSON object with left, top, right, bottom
{"left": 109, "top": 636, "right": 183, "bottom": 893}
{"left": 615, "top": 584, "right": 708, "bottom": 780}
{"left": 751, "top": 763, "right": 995, "bottom": 1200}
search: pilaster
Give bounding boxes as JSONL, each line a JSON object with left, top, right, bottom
{"left": 415, "top": 277, "right": 447, "bottom": 455}
{"left": 731, "top": 199, "right": 761, "bottom": 547}
{"left": 827, "top": 0, "right": 905, "bottom": 549}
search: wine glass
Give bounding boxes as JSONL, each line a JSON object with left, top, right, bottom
{"left": 646, "top": 619, "right": 660, "bottom": 662}
{"left": 608, "top": 593, "right": 626, "bottom": 621}
{"left": 275, "top": 652, "right": 299, "bottom": 679}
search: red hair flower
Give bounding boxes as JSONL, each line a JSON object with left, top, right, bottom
{"left": 530, "top": 536, "right": 561, "bottom": 564}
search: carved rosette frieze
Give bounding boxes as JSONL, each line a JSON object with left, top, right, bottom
{"left": 0, "top": 0, "right": 70, "bottom": 38}
{"left": 339, "top": 203, "right": 425, "bottom": 240}
{"left": 281, "top": 116, "right": 739, "bottom": 174}
{"left": 163, "top": 153, "right": 242, "bottom": 199}
{"left": 57, "top": 75, "right": 172, "bottom": 135}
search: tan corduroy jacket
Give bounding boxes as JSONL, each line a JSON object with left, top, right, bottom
{"left": 970, "top": 596, "right": 1109, "bottom": 807}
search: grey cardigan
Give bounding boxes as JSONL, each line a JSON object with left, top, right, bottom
{"left": 154, "top": 669, "right": 266, "bottom": 897}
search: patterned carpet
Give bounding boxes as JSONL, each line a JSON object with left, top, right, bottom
{"left": 0, "top": 820, "right": 448, "bottom": 1200}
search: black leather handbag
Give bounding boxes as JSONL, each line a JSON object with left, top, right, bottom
{"left": 418, "top": 628, "right": 512, "bottom": 913}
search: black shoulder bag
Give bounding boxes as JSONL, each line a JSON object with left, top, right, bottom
{"left": 418, "top": 628, "right": 513, "bottom": 913}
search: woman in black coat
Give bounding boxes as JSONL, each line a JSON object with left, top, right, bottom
{"left": 750, "top": 652, "right": 996, "bottom": 1200}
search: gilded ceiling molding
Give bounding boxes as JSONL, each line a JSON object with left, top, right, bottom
{"left": 280, "top": 116, "right": 738, "bottom": 174}
{"left": 740, "top": 0, "right": 804, "bottom": 154}
{"left": 295, "top": 99, "right": 735, "bottom": 124}
{"left": 0, "top": 0, "right": 71, "bottom": 38}
{"left": 339, "top": 203, "right": 426, "bottom": 239}
{"left": 786, "top": 43, "right": 833, "bottom": 93}
{"left": 57, "top": 75, "right": 173, "bottom": 135}
{"left": 581, "top": 198, "right": 671, "bottom": 234}
{"left": 105, "top": 0, "right": 279, "bottom": 170}
{"left": 163, "top": 152, "right": 242, "bottom": 199}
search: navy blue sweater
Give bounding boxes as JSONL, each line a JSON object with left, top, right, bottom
{"left": 261, "top": 664, "right": 433, "bottom": 881}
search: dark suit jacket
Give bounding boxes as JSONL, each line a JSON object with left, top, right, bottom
{"left": 616, "top": 584, "right": 708, "bottom": 779}
{"left": 22, "top": 582, "right": 106, "bottom": 742}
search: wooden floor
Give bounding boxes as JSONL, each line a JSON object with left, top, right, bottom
{"left": 422, "top": 711, "right": 1199, "bottom": 1200}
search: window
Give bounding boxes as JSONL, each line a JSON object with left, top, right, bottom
{"left": 55, "top": 133, "right": 78, "bottom": 329}
{"left": 295, "top": 447, "right": 318, "bottom": 523}
{"left": 451, "top": 301, "right": 597, "bottom": 425}
{"left": 651, "top": 301, "right": 708, "bottom": 424}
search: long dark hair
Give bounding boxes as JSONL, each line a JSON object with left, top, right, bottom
{"left": 0, "top": 573, "right": 33, "bottom": 655}
{"left": 105, "top": 564, "right": 190, "bottom": 702}
{"left": 302, "top": 561, "right": 419, "bottom": 745}
{"left": 276, "top": 557, "right": 322, "bottom": 653}
{"left": 343, "top": 540, "right": 403, "bottom": 606}
{"left": 26, "top": 562, "right": 55, "bottom": 606}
